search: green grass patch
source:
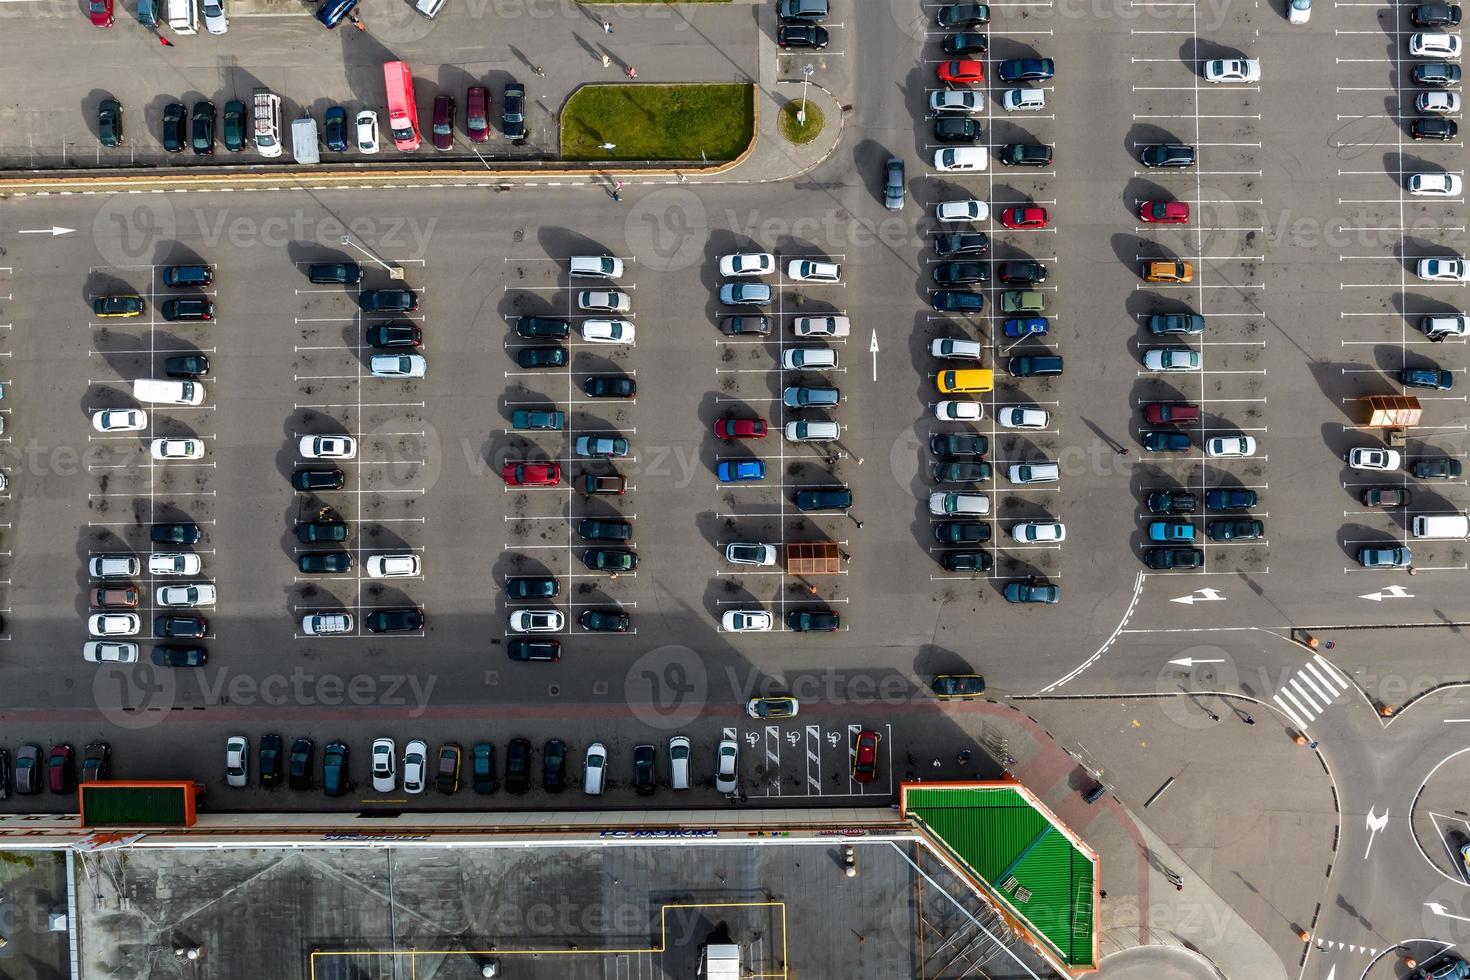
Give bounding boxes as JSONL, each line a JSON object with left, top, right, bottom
{"left": 778, "top": 100, "right": 824, "bottom": 145}
{"left": 561, "top": 84, "right": 753, "bottom": 162}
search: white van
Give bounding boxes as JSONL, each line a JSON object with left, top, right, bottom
{"left": 165, "top": 0, "right": 197, "bottom": 33}
{"left": 583, "top": 742, "right": 608, "bottom": 795}
{"left": 291, "top": 117, "right": 320, "bottom": 165}
{"left": 1412, "top": 514, "right": 1470, "bottom": 538}
{"left": 1002, "top": 88, "right": 1047, "bottom": 112}
{"left": 793, "top": 315, "right": 850, "bottom": 337}
{"left": 132, "top": 378, "right": 205, "bottom": 406}
{"left": 781, "top": 347, "right": 837, "bottom": 370}
{"left": 1008, "top": 461, "right": 1060, "bottom": 484}
{"left": 935, "top": 146, "right": 987, "bottom": 172}
{"left": 784, "top": 419, "right": 840, "bottom": 442}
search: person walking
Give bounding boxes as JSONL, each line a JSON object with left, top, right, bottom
{"left": 158, "top": 33, "right": 174, "bottom": 46}
{"left": 602, "top": 18, "right": 613, "bottom": 32}
{"left": 533, "top": 65, "right": 546, "bottom": 77}
{"left": 600, "top": 53, "right": 611, "bottom": 68}
{"left": 626, "top": 65, "right": 638, "bottom": 78}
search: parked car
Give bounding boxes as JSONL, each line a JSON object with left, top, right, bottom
{"left": 542, "top": 739, "right": 567, "bottom": 792}
{"left": 322, "top": 741, "right": 350, "bottom": 796}
{"left": 436, "top": 743, "right": 462, "bottom": 794}
{"left": 505, "top": 738, "right": 533, "bottom": 794}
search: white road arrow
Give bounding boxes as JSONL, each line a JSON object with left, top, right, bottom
{"left": 1360, "top": 585, "right": 1414, "bottom": 602}
{"left": 869, "top": 330, "right": 879, "bottom": 382}
{"left": 1425, "top": 901, "right": 1470, "bottom": 925}
{"left": 16, "top": 226, "right": 74, "bottom": 236}
{"left": 1168, "top": 656, "right": 1225, "bottom": 668}
{"left": 1364, "top": 807, "right": 1388, "bottom": 859}
{"left": 1322, "top": 967, "right": 1335, "bottom": 980}
{"left": 1170, "top": 588, "right": 1227, "bottom": 605}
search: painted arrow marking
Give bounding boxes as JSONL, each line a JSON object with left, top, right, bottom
{"left": 869, "top": 330, "right": 879, "bottom": 382}
{"left": 16, "top": 226, "right": 74, "bottom": 236}
{"left": 1364, "top": 807, "right": 1388, "bottom": 859}
{"left": 1168, "top": 657, "right": 1225, "bottom": 668}
{"left": 1170, "top": 587, "right": 1226, "bottom": 605}
{"left": 1359, "top": 584, "right": 1413, "bottom": 602}
{"left": 1426, "top": 901, "right": 1470, "bottom": 925}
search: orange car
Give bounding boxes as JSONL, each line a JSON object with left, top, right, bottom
{"left": 1143, "top": 260, "right": 1194, "bottom": 283}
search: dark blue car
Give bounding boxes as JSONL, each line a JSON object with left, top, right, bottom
{"left": 1003, "top": 317, "right": 1048, "bottom": 338}
{"left": 1205, "top": 488, "right": 1258, "bottom": 511}
{"left": 323, "top": 106, "right": 349, "bottom": 151}
{"left": 1144, "top": 431, "right": 1191, "bottom": 452}
{"left": 932, "top": 290, "right": 984, "bottom": 313}
{"left": 1403, "top": 367, "right": 1453, "bottom": 390}
{"left": 315, "top": 0, "right": 357, "bottom": 27}
{"left": 997, "top": 57, "right": 1056, "bottom": 82}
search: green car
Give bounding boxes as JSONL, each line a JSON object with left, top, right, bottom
{"left": 98, "top": 98, "right": 124, "bottom": 147}
{"left": 511, "top": 409, "right": 565, "bottom": 431}
{"left": 222, "top": 100, "right": 246, "bottom": 152}
{"left": 1000, "top": 290, "right": 1045, "bottom": 313}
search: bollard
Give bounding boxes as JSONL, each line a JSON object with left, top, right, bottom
{"left": 1296, "top": 929, "right": 1310, "bottom": 942}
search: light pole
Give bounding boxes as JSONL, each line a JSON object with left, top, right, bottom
{"left": 340, "top": 234, "right": 404, "bottom": 280}
{"left": 797, "top": 64, "right": 815, "bottom": 126}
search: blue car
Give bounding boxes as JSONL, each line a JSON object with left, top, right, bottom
{"left": 1003, "top": 317, "right": 1048, "bottom": 338}
{"left": 1358, "top": 545, "right": 1411, "bottom": 568}
{"left": 719, "top": 282, "right": 772, "bottom": 307}
{"left": 1004, "top": 580, "right": 1059, "bottom": 603}
{"left": 932, "top": 290, "right": 984, "bottom": 314}
{"left": 315, "top": 0, "right": 357, "bottom": 27}
{"left": 997, "top": 57, "right": 1056, "bottom": 82}
{"left": 1403, "top": 367, "right": 1453, "bottom": 390}
{"left": 1148, "top": 520, "right": 1196, "bottom": 542}
{"left": 718, "top": 459, "right": 767, "bottom": 482}
{"left": 1205, "top": 488, "right": 1258, "bottom": 511}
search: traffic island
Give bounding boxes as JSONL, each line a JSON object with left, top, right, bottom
{"left": 560, "top": 83, "right": 754, "bottom": 162}
{"left": 778, "top": 99, "right": 824, "bottom": 145}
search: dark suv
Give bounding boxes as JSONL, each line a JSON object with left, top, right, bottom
{"left": 1140, "top": 143, "right": 1195, "bottom": 167}
{"left": 163, "top": 264, "right": 212, "bottom": 288}
{"left": 632, "top": 743, "right": 656, "bottom": 796}
{"left": 999, "top": 143, "right": 1052, "bottom": 167}
{"left": 308, "top": 262, "right": 362, "bottom": 285}
{"left": 1411, "top": 3, "right": 1461, "bottom": 25}
{"left": 505, "top": 738, "right": 532, "bottom": 794}
{"left": 161, "top": 298, "right": 214, "bottom": 321}
{"left": 288, "top": 737, "right": 314, "bottom": 790}
{"left": 360, "top": 289, "right": 419, "bottom": 313}
{"left": 502, "top": 81, "right": 525, "bottom": 142}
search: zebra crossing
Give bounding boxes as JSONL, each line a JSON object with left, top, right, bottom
{"left": 1271, "top": 654, "right": 1352, "bottom": 732}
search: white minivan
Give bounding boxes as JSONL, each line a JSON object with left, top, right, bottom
{"left": 1002, "top": 88, "right": 1046, "bottom": 112}
{"left": 165, "top": 0, "right": 197, "bottom": 33}
{"left": 781, "top": 347, "right": 837, "bottom": 370}
{"left": 784, "top": 419, "right": 840, "bottom": 442}
{"left": 1411, "top": 514, "right": 1470, "bottom": 538}
{"left": 935, "top": 147, "right": 987, "bottom": 172}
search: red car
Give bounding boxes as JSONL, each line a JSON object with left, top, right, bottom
{"left": 88, "top": 0, "right": 113, "bottom": 26}
{"left": 1139, "top": 200, "right": 1190, "bottom": 224}
{"left": 852, "top": 730, "right": 881, "bottom": 784}
{"left": 937, "top": 60, "right": 984, "bottom": 85}
{"left": 1143, "top": 402, "right": 1200, "bottom": 424}
{"left": 48, "top": 743, "right": 75, "bottom": 794}
{"left": 501, "top": 462, "right": 560, "bottom": 487}
{"left": 715, "top": 416, "right": 768, "bottom": 440}
{"left": 999, "top": 206, "right": 1049, "bottom": 230}
{"left": 466, "top": 86, "right": 490, "bottom": 143}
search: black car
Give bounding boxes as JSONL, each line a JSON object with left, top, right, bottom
{"left": 935, "top": 521, "right": 991, "bottom": 544}
{"left": 1362, "top": 486, "right": 1411, "bottom": 507}
{"left": 315, "top": 0, "right": 358, "bottom": 27}
{"left": 1207, "top": 519, "right": 1264, "bottom": 541}
{"left": 150, "top": 522, "right": 200, "bottom": 545}
{"left": 933, "top": 261, "right": 988, "bottom": 285}
{"left": 1146, "top": 491, "right": 1197, "bottom": 514}
{"left": 308, "top": 262, "right": 363, "bottom": 285}
{"left": 298, "top": 551, "right": 353, "bottom": 573}
{"left": 794, "top": 487, "right": 852, "bottom": 511}
{"left": 935, "top": 232, "right": 990, "bottom": 256}
{"left": 721, "top": 315, "right": 772, "bottom": 336}
{"left": 1414, "top": 457, "right": 1463, "bottom": 479}
{"left": 506, "top": 576, "right": 559, "bottom": 599}
{"left": 292, "top": 468, "right": 345, "bottom": 491}
{"left": 259, "top": 734, "right": 283, "bottom": 787}
{"left": 505, "top": 738, "right": 532, "bottom": 794}
{"left": 1143, "top": 431, "right": 1191, "bottom": 452}
{"left": 632, "top": 743, "right": 656, "bottom": 796}
{"left": 190, "top": 100, "right": 215, "bottom": 156}
{"left": 472, "top": 742, "right": 499, "bottom": 794}
{"left": 582, "top": 548, "right": 638, "bottom": 572}
{"left": 1412, "top": 118, "right": 1458, "bottom": 140}
{"left": 98, "top": 98, "right": 124, "bottom": 147}
{"left": 366, "top": 608, "right": 424, "bottom": 633}
{"left": 161, "top": 102, "right": 186, "bottom": 153}
{"left": 936, "top": 2, "right": 989, "bottom": 26}
{"left": 163, "top": 264, "right": 212, "bottom": 288}
{"left": 0, "top": 747, "right": 11, "bottom": 801}
{"left": 584, "top": 374, "right": 637, "bottom": 398}
{"left": 515, "top": 316, "right": 571, "bottom": 339}
{"left": 778, "top": 22, "right": 829, "bottom": 47}
{"left": 1205, "top": 488, "right": 1258, "bottom": 511}
{"left": 508, "top": 638, "right": 561, "bottom": 661}
{"left": 580, "top": 608, "right": 631, "bottom": 632}
{"left": 1144, "top": 547, "right": 1204, "bottom": 569}
{"left": 543, "top": 738, "right": 568, "bottom": 792}
{"left": 930, "top": 432, "right": 989, "bottom": 457}
{"left": 436, "top": 742, "right": 462, "bottom": 794}
{"left": 517, "top": 346, "right": 568, "bottom": 369}
{"left": 577, "top": 518, "right": 633, "bottom": 542}
{"left": 1000, "top": 143, "right": 1053, "bottom": 167}
{"left": 324, "top": 106, "right": 349, "bottom": 152}
{"left": 1413, "top": 63, "right": 1462, "bottom": 86}
{"left": 360, "top": 289, "right": 419, "bottom": 313}
{"left": 787, "top": 608, "right": 840, "bottom": 631}
{"left": 998, "top": 261, "right": 1048, "bottom": 284}
{"left": 288, "top": 737, "right": 314, "bottom": 790}
{"left": 81, "top": 742, "right": 112, "bottom": 783}
{"left": 322, "top": 741, "right": 350, "bottom": 797}
{"left": 1412, "top": 2, "right": 1461, "bottom": 25}
{"left": 161, "top": 298, "right": 214, "bottom": 321}
{"left": 932, "top": 461, "right": 991, "bottom": 483}
{"left": 502, "top": 81, "right": 526, "bottom": 142}
{"left": 222, "top": 100, "right": 246, "bottom": 152}
{"left": 941, "top": 550, "right": 992, "bottom": 572}
{"left": 155, "top": 615, "right": 207, "bottom": 638}
{"left": 942, "top": 31, "right": 987, "bottom": 54}
{"left": 296, "top": 521, "right": 347, "bottom": 544}
{"left": 164, "top": 354, "right": 210, "bottom": 378}
{"left": 152, "top": 645, "right": 207, "bottom": 667}
{"left": 367, "top": 322, "right": 422, "bottom": 348}
{"left": 934, "top": 117, "right": 982, "bottom": 143}
{"left": 1140, "top": 143, "right": 1195, "bottom": 167}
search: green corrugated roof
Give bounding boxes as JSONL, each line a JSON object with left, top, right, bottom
{"left": 80, "top": 785, "right": 189, "bottom": 826}
{"left": 906, "top": 785, "right": 1096, "bottom": 968}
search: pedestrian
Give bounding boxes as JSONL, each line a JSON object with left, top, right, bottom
{"left": 1116, "top": 447, "right": 1130, "bottom": 457}
{"left": 1174, "top": 881, "right": 1183, "bottom": 892}
{"left": 533, "top": 65, "right": 546, "bottom": 77}
{"left": 158, "top": 34, "right": 173, "bottom": 46}
{"left": 1099, "top": 890, "right": 1108, "bottom": 900}
{"left": 602, "top": 18, "right": 613, "bottom": 32}
{"left": 614, "top": 180, "right": 624, "bottom": 191}
{"left": 353, "top": 18, "right": 365, "bottom": 31}
{"left": 611, "top": 191, "right": 622, "bottom": 203}
{"left": 601, "top": 53, "right": 611, "bottom": 68}
{"left": 1242, "top": 713, "right": 1255, "bottom": 726}
{"left": 626, "top": 65, "right": 638, "bottom": 78}
{"left": 854, "top": 520, "right": 864, "bottom": 529}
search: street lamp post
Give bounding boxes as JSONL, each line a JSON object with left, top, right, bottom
{"left": 340, "top": 234, "right": 404, "bottom": 280}
{"left": 797, "top": 64, "right": 815, "bottom": 126}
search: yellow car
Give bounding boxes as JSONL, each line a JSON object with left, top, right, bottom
{"left": 937, "top": 368, "right": 994, "bottom": 394}
{"left": 1143, "top": 260, "right": 1193, "bottom": 283}
{"left": 92, "top": 295, "right": 146, "bottom": 318}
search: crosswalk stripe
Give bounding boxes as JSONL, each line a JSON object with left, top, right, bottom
{"left": 1280, "top": 686, "right": 1314, "bottom": 721}
{"left": 1302, "top": 660, "right": 1346, "bottom": 698}
{"left": 1274, "top": 694, "right": 1309, "bottom": 730}
{"left": 1290, "top": 677, "right": 1322, "bottom": 713}
{"left": 1296, "top": 669, "right": 1332, "bottom": 705}
{"left": 1311, "top": 653, "right": 1351, "bottom": 690}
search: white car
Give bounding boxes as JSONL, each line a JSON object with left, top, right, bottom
{"left": 718, "top": 253, "right": 776, "bottom": 277}
{"left": 715, "top": 738, "right": 739, "bottom": 794}
{"left": 1349, "top": 447, "right": 1401, "bottom": 470}
{"left": 370, "top": 353, "right": 427, "bottom": 378}
{"left": 367, "top": 553, "right": 421, "bottom": 578}
{"left": 577, "top": 290, "right": 632, "bottom": 312}
{"left": 669, "top": 735, "right": 691, "bottom": 790}
{"left": 1143, "top": 348, "right": 1201, "bottom": 371}
{"left": 83, "top": 641, "right": 139, "bottom": 663}
{"left": 300, "top": 435, "right": 356, "bottom": 459}
{"left": 929, "top": 90, "right": 981, "bottom": 113}
{"left": 150, "top": 438, "right": 205, "bottom": 461}
{"left": 931, "top": 337, "right": 984, "bottom": 360}
{"left": 1288, "top": 0, "right": 1310, "bottom": 22}
{"left": 722, "top": 608, "right": 773, "bottom": 632}
{"left": 150, "top": 552, "right": 202, "bottom": 576}
{"left": 302, "top": 612, "right": 352, "bottom": 635}
{"left": 402, "top": 739, "right": 429, "bottom": 794}
{"left": 1419, "top": 91, "right": 1462, "bottom": 114}
{"left": 1206, "top": 436, "right": 1257, "bottom": 458}
{"left": 936, "top": 199, "right": 989, "bottom": 222}
{"left": 371, "top": 738, "right": 397, "bottom": 792}
{"left": 1417, "top": 257, "right": 1470, "bottom": 282}
{"left": 225, "top": 735, "right": 248, "bottom": 788}
{"left": 1411, "top": 32, "right": 1463, "bottom": 58}
{"left": 1202, "top": 58, "right": 1261, "bottom": 83}
{"left": 1424, "top": 314, "right": 1469, "bottom": 339}
{"left": 935, "top": 147, "right": 987, "bottom": 171}
{"left": 787, "top": 259, "right": 841, "bottom": 283}
{"left": 88, "top": 613, "right": 140, "bottom": 637}
{"left": 509, "top": 609, "right": 564, "bottom": 632}
{"left": 569, "top": 255, "right": 624, "bottom": 279}
{"left": 1001, "top": 88, "right": 1046, "bottom": 112}
{"left": 202, "top": 0, "right": 228, "bottom": 33}
{"left": 929, "top": 491, "right": 989, "bottom": 516}
{"left": 356, "top": 110, "right": 380, "bottom": 153}
{"left": 725, "top": 542, "right": 778, "bottom": 565}
{"left": 1409, "top": 172, "right": 1464, "bottom": 196}
{"left": 999, "top": 406, "right": 1050, "bottom": 429}
{"left": 581, "top": 319, "right": 636, "bottom": 343}
{"left": 92, "top": 409, "right": 147, "bottom": 432}
{"left": 793, "top": 315, "right": 850, "bottom": 337}
{"left": 156, "top": 584, "right": 216, "bottom": 607}
{"left": 583, "top": 742, "right": 608, "bottom": 795}
{"left": 1011, "top": 521, "right": 1066, "bottom": 543}
{"left": 934, "top": 400, "right": 984, "bottom": 421}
